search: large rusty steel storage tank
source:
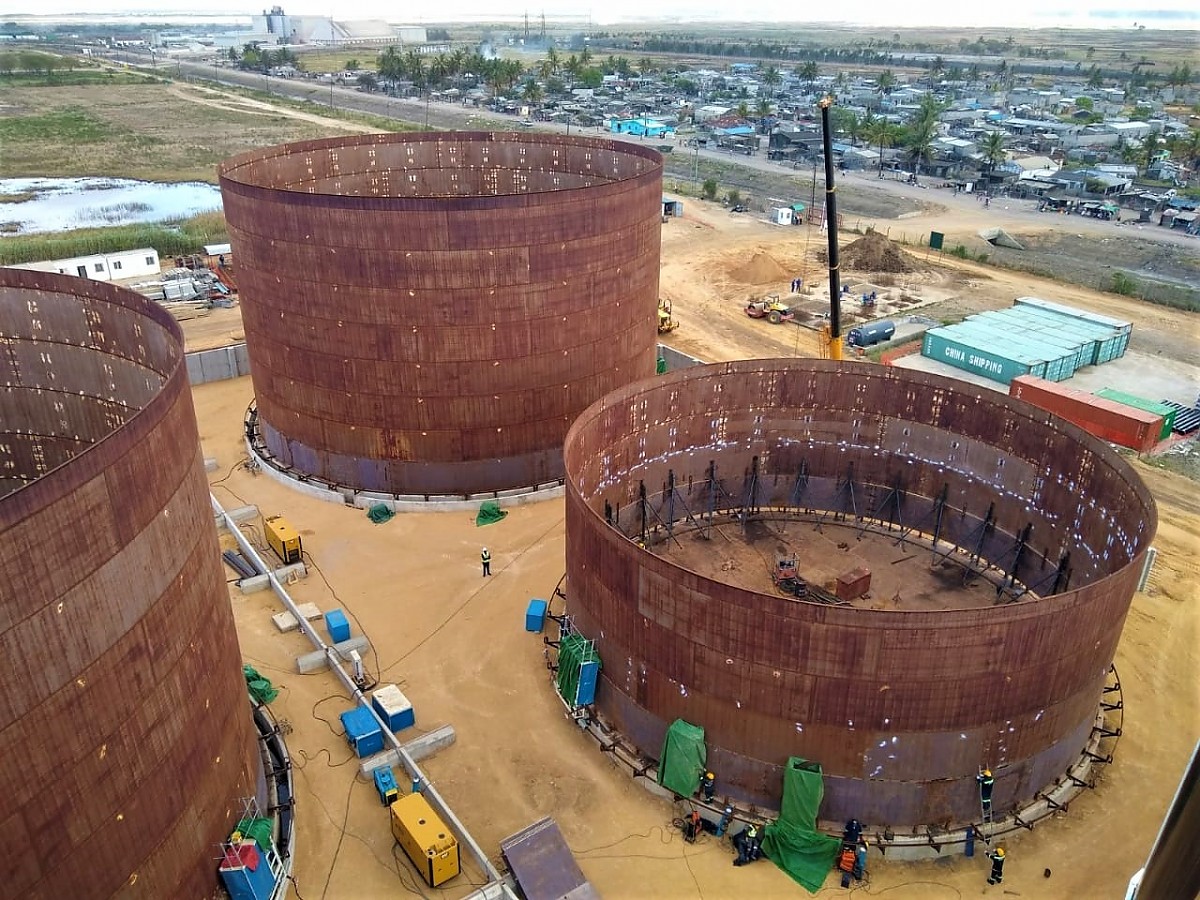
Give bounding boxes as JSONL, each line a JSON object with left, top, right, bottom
{"left": 563, "top": 359, "right": 1156, "bottom": 827}
{"left": 220, "top": 132, "right": 663, "bottom": 496}
{"left": 0, "top": 271, "right": 261, "bottom": 898}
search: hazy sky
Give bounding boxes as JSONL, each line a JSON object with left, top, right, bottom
{"left": 10, "top": 1, "right": 1200, "bottom": 29}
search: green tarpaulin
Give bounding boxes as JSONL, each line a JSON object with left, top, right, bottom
{"left": 657, "top": 719, "right": 707, "bottom": 798}
{"left": 243, "top": 664, "right": 278, "bottom": 704}
{"left": 476, "top": 500, "right": 508, "bottom": 526}
{"left": 760, "top": 757, "right": 841, "bottom": 893}
{"left": 367, "top": 503, "right": 394, "bottom": 524}
{"left": 556, "top": 633, "right": 599, "bottom": 706}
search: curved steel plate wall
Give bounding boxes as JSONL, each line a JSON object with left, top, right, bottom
{"left": 220, "top": 132, "right": 662, "bottom": 496}
{"left": 563, "top": 360, "right": 1155, "bottom": 826}
{"left": 0, "top": 271, "right": 260, "bottom": 898}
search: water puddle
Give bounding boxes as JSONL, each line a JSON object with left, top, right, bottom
{"left": 0, "top": 177, "right": 223, "bottom": 235}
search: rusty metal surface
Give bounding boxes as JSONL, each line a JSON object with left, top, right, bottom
{"left": 0, "top": 270, "right": 261, "bottom": 899}
{"left": 219, "top": 132, "right": 663, "bottom": 496}
{"left": 563, "top": 359, "right": 1156, "bottom": 827}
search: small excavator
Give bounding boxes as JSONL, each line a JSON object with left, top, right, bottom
{"left": 657, "top": 298, "right": 679, "bottom": 334}
{"left": 745, "top": 294, "right": 795, "bottom": 325}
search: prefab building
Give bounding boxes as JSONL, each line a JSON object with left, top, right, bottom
{"left": 10, "top": 247, "right": 161, "bottom": 282}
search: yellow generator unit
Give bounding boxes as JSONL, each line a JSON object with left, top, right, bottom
{"left": 264, "top": 515, "right": 302, "bottom": 564}
{"left": 390, "top": 793, "right": 460, "bottom": 888}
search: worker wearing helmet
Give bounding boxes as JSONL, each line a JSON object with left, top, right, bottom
{"left": 977, "top": 768, "right": 995, "bottom": 815}
{"left": 481, "top": 548, "right": 491, "bottom": 577}
{"left": 700, "top": 770, "right": 716, "bottom": 802}
{"left": 987, "top": 847, "right": 1006, "bottom": 885}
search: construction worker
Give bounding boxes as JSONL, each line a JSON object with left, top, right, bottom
{"left": 987, "top": 847, "right": 1006, "bottom": 885}
{"left": 977, "top": 768, "right": 995, "bottom": 815}
{"left": 732, "top": 823, "right": 760, "bottom": 866}
{"left": 683, "top": 810, "right": 703, "bottom": 843}
{"left": 481, "top": 547, "right": 491, "bottom": 577}
{"left": 700, "top": 771, "right": 716, "bottom": 802}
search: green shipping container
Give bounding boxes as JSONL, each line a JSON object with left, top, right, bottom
{"left": 923, "top": 329, "right": 1034, "bottom": 384}
{"left": 1093, "top": 389, "right": 1176, "bottom": 440}
{"left": 951, "top": 322, "right": 1076, "bottom": 381}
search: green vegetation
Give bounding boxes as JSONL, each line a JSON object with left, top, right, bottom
{"left": 1110, "top": 272, "right": 1138, "bottom": 296}
{"left": 0, "top": 106, "right": 114, "bottom": 144}
{"left": 0, "top": 211, "right": 228, "bottom": 266}
{"left": 701, "top": 178, "right": 718, "bottom": 200}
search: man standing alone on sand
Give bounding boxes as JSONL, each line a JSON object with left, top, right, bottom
{"left": 481, "top": 547, "right": 491, "bottom": 577}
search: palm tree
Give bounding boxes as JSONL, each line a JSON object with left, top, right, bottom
{"left": 929, "top": 55, "right": 945, "bottom": 87}
{"left": 876, "top": 69, "right": 895, "bottom": 105}
{"left": 546, "top": 47, "right": 559, "bottom": 74}
{"left": 756, "top": 97, "right": 772, "bottom": 119}
{"left": 1141, "top": 131, "right": 1162, "bottom": 176}
{"left": 798, "top": 60, "right": 818, "bottom": 90}
{"left": 906, "top": 120, "right": 936, "bottom": 182}
{"left": 538, "top": 57, "right": 554, "bottom": 80}
{"left": 867, "top": 119, "right": 902, "bottom": 178}
{"left": 762, "top": 64, "right": 781, "bottom": 94}
{"left": 981, "top": 131, "right": 1006, "bottom": 182}
{"left": 579, "top": 46, "right": 593, "bottom": 65}
{"left": 522, "top": 79, "right": 543, "bottom": 103}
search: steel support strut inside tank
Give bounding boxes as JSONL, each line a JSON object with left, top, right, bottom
{"left": 562, "top": 359, "right": 1155, "bottom": 827}
{"left": 219, "top": 132, "right": 663, "bottom": 497}
{"left": 0, "top": 271, "right": 261, "bottom": 898}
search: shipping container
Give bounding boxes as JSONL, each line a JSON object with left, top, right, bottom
{"left": 998, "top": 306, "right": 1129, "bottom": 364}
{"left": 1014, "top": 296, "right": 1132, "bottom": 335}
{"left": 966, "top": 314, "right": 1092, "bottom": 371}
{"left": 1010, "top": 376, "right": 1162, "bottom": 452}
{"left": 391, "top": 793, "right": 461, "bottom": 887}
{"left": 923, "top": 328, "right": 1039, "bottom": 384}
{"left": 1093, "top": 389, "right": 1176, "bottom": 440}
{"left": 929, "top": 320, "right": 1080, "bottom": 383}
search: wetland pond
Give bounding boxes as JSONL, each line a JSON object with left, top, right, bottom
{"left": 0, "top": 177, "right": 223, "bottom": 234}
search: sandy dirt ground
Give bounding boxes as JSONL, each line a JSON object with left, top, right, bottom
{"left": 185, "top": 150, "right": 1199, "bottom": 899}
{"left": 196, "top": 375, "right": 1197, "bottom": 900}
{"left": 167, "top": 83, "right": 383, "bottom": 135}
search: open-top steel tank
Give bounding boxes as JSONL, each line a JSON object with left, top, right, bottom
{"left": 0, "top": 270, "right": 261, "bottom": 898}
{"left": 563, "top": 359, "right": 1156, "bottom": 826}
{"left": 220, "top": 131, "right": 663, "bottom": 497}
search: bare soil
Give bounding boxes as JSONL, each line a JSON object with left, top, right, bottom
{"left": 176, "top": 79, "right": 1199, "bottom": 900}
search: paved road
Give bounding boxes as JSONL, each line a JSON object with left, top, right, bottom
{"left": 167, "top": 59, "right": 1197, "bottom": 252}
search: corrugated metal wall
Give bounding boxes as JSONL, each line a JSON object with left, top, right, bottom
{"left": 563, "top": 359, "right": 1156, "bottom": 826}
{"left": 220, "top": 132, "right": 663, "bottom": 496}
{"left": 0, "top": 271, "right": 261, "bottom": 899}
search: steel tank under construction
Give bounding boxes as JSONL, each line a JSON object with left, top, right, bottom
{"left": 562, "top": 359, "right": 1156, "bottom": 826}
{"left": 0, "top": 271, "right": 261, "bottom": 898}
{"left": 220, "top": 131, "right": 663, "bottom": 497}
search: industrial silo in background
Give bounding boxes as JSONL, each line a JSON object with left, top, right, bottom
{"left": 0, "top": 271, "right": 261, "bottom": 898}
{"left": 220, "top": 132, "right": 663, "bottom": 498}
{"left": 563, "top": 359, "right": 1156, "bottom": 827}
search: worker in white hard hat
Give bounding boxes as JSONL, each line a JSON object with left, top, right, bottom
{"left": 481, "top": 547, "right": 491, "bottom": 577}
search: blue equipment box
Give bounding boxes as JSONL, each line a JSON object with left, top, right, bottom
{"left": 525, "top": 598, "right": 548, "bottom": 633}
{"left": 373, "top": 766, "right": 400, "bottom": 806}
{"left": 339, "top": 706, "right": 384, "bottom": 758}
{"left": 325, "top": 609, "right": 351, "bottom": 643}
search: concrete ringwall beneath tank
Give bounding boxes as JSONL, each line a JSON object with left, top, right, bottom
{"left": 563, "top": 359, "right": 1156, "bottom": 827}
{"left": 220, "top": 131, "right": 663, "bottom": 497}
{"left": 0, "top": 270, "right": 261, "bottom": 899}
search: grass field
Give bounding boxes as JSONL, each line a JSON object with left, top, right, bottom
{"left": 0, "top": 211, "right": 228, "bottom": 266}
{"left": 0, "top": 78, "right": 385, "bottom": 183}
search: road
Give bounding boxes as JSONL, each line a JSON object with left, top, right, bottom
{"left": 166, "top": 58, "right": 1197, "bottom": 256}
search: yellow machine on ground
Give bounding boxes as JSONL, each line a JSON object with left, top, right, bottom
{"left": 745, "top": 295, "right": 795, "bottom": 325}
{"left": 657, "top": 299, "right": 679, "bottom": 334}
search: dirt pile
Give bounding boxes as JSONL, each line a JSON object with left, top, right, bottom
{"left": 727, "top": 251, "right": 792, "bottom": 285}
{"left": 840, "top": 231, "right": 916, "bottom": 273}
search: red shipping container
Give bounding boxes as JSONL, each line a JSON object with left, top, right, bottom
{"left": 1010, "top": 375, "right": 1161, "bottom": 453}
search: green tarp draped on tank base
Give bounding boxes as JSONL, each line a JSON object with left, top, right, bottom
{"left": 657, "top": 719, "right": 707, "bottom": 798}
{"left": 367, "top": 503, "right": 395, "bottom": 524}
{"left": 760, "top": 757, "right": 841, "bottom": 893}
{"left": 476, "top": 500, "right": 508, "bottom": 526}
{"left": 243, "top": 664, "right": 278, "bottom": 704}
{"left": 556, "top": 633, "right": 599, "bottom": 706}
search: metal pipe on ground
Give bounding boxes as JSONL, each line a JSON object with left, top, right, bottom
{"left": 211, "top": 493, "right": 511, "bottom": 895}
